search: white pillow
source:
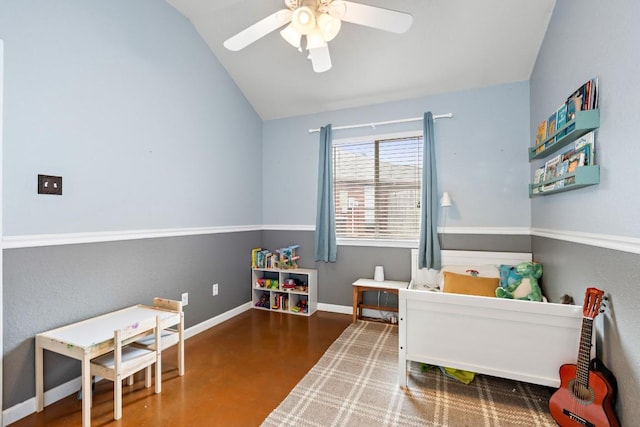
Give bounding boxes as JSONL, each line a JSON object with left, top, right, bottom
{"left": 437, "top": 264, "right": 500, "bottom": 288}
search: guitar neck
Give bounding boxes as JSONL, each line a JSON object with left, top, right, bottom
{"left": 576, "top": 317, "right": 594, "bottom": 387}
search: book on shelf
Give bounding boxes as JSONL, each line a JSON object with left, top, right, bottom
{"left": 574, "top": 130, "right": 596, "bottom": 165}
{"left": 560, "top": 146, "right": 574, "bottom": 163}
{"left": 584, "top": 80, "right": 591, "bottom": 110}
{"left": 543, "top": 154, "right": 562, "bottom": 181}
{"left": 534, "top": 166, "right": 545, "bottom": 184}
{"left": 566, "top": 94, "right": 579, "bottom": 121}
{"left": 574, "top": 144, "right": 591, "bottom": 167}
{"left": 535, "top": 120, "right": 547, "bottom": 146}
{"left": 567, "top": 152, "right": 584, "bottom": 173}
{"left": 568, "top": 77, "right": 599, "bottom": 113}
{"left": 251, "top": 247, "right": 262, "bottom": 268}
{"left": 555, "top": 104, "right": 568, "bottom": 141}
{"left": 546, "top": 111, "right": 557, "bottom": 137}
{"left": 556, "top": 104, "right": 567, "bottom": 129}
{"left": 556, "top": 160, "right": 569, "bottom": 177}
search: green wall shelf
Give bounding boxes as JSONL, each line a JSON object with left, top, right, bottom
{"left": 529, "top": 165, "right": 600, "bottom": 197}
{"left": 529, "top": 109, "right": 600, "bottom": 161}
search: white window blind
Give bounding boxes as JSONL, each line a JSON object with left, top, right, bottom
{"left": 333, "top": 135, "right": 423, "bottom": 240}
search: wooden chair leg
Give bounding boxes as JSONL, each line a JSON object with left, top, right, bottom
{"left": 115, "top": 375, "right": 122, "bottom": 420}
{"left": 155, "top": 355, "right": 162, "bottom": 394}
{"left": 145, "top": 366, "right": 152, "bottom": 388}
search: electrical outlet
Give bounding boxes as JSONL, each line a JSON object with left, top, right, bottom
{"left": 212, "top": 283, "right": 219, "bottom": 296}
{"left": 38, "top": 174, "right": 63, "bottom": 195}
{"left": 181, "top": 292, "right": 189, "bottom": 306}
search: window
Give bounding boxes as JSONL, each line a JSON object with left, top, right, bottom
{"left": 333, "top": 132, "right": 423, "bottom": 242}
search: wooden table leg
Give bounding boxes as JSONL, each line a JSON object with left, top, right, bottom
{"left": 178, "top": 311, "right": 185, "bottom": 376}
{"left": 35, "top": 337, "right": 44, "bottom": 412}
{"left": 352, "top": 286, "right": 359, "bottom": 323}
{"left": 81, "top": 354, "right": 91, "bottom": 427}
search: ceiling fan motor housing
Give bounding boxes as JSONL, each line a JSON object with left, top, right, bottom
{"left": 286, "top": 0, "right": 330, "bottom": 12}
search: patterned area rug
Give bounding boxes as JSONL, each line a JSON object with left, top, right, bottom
{"left": 262, "top": 321, "right": 557, "bottom": 427}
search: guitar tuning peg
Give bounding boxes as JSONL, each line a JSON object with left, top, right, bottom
{"left": 600, "top": 309, "right": 605, "bottom": 313}
{"left": 604, "top": 296, "right": 609, "bottom": 301}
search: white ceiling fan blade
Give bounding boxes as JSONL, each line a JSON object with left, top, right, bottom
{"left": 308, "top": 45, "right": 332, "bottom": 73}
{"left": 329, "top": 1, "right": 412, "bottom": 34}
{"left": 223, "top": 9, "right": 292, "bottom": 51}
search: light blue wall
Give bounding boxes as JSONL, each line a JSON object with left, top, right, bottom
{"left": 0, "top": 0, "right": 263, "bottom": 235}
{"left": 530, "top": 0, "right": 640, "bottom": 236}
{"left": 530, "top": 1, "right": 640, "bottom": 424}
{"left": 0, "top": 0, "right": 264, "bottom": 410}
{"left": 263, "top": 82, "right": 531, "bottom": 229}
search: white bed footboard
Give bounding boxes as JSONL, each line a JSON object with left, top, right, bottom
{"left": 398, "top": 289, "right": 583, "bottom": 388}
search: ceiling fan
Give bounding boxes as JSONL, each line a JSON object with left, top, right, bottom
{"left": 223, "top": 0, "right": 413, "bottom": 73}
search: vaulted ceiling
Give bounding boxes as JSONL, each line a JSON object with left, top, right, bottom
{"left": 167, "top": 0, "right": 556, "bottom": 120}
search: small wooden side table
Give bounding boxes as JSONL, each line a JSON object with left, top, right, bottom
{"left": 352, "top": 278, "right": 409, "bottom": 323}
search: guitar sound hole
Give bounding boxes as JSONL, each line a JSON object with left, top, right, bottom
{"left": 568, "top": 379, "right": 595, "bottom": 404}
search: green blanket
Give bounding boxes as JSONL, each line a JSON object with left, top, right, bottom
{"left": 420, "top": 364, "right": 476, "bottom": 384}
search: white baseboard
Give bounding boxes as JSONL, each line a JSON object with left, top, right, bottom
{"left": 2, "top": 302, "right": 253, "bottom": 426}
{"left": 2, "top": 376, "right": 82, "bottom": 426}
{"left": 317, "top": 303, "right": 393, "bottom": 321}
{"left": 317, "top": 303, "right": 352, "bottom": 315}
{"left": 184, "top": 302, "right": 252, "bottom": 339}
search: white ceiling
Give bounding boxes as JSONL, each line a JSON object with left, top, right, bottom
{"left": 167, "top": 0, "right": 556, "bottom": 120}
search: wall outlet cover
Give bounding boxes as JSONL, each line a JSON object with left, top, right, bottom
{"left": 38, "top": 174, "right": 62, "bottom": 195}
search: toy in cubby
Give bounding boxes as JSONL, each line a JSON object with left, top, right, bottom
{"left": 291, "top": 299, "right": 308, "bottom": 314}
{"left": 255, "top": 293, "right": 270, "bottom": 309}
{"left": 282, "top": 278, "right": 308, "bottom": 292}
{"left": 282, "top": 278, "right": 297, "bottom": 291}
{"left": 256, "top": 278, "right": 279, "bottom": 289}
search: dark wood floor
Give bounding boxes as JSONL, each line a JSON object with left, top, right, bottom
{"left": 12, "top": 309, "right": 352, "bottom": 427}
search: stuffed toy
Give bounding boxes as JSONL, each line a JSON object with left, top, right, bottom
{"left": 495, "top": 262, "right": 543, "bottom": 301}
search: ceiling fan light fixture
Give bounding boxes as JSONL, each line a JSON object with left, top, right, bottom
{"left": 317, "top": 13, "right": 341, "bottom": 41}
{"left": 306, "top": 28, "right": 327, "bottom": 50}
{"left": 280, "top": 24, "right": 302, "bottom": 48}
{"left": 291, "top": 6, "right": 316, "bottom": 34}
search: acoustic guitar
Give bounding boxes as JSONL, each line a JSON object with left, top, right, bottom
{"left": 549, "top": 287, "right": 619, "bottom": 427}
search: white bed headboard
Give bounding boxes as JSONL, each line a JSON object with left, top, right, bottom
{"left": 410, "top": 249, "right": 533, "bottom": 286}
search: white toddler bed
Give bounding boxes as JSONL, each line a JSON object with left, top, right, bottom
{"left": 398, "top": 249, "right": 586, "bottom": 388}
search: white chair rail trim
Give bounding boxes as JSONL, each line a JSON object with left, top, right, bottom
{"left": 2, "top": 225, "right": 263, "bottom": 249}
{"left": 3, "top": 226, "right": 640, "bottom": 255}
{"left": 531, "top": 227, "right": 640, "bottom": 255}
